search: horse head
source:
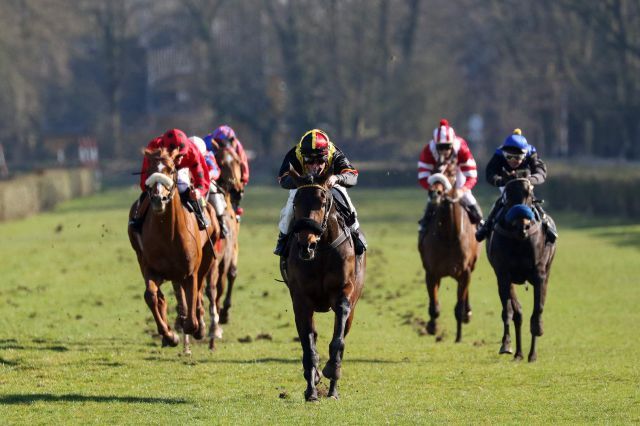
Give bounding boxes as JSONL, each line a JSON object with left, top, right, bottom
{"left": 289, "top": 165, "right": 333, "bottom": 261}
{"left": 215, "top": 145, "right": 243, "bottom": 194}
{"left": 503, "top": 177, "right": 534, "bottom": 207}
{"left": 505, "top": 204, "right": 537, "bottom": 240}
{"left": 427, "top": 173, "right": 455, "bottom": 207}
{"left": 144, "top": 147, "right": 179, "bottom": 213}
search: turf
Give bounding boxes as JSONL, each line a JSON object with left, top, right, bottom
{"left": 0, "top": 186, "right": 638, "bottom": 424}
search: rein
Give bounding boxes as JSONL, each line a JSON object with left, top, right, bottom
{"left": 293, "top": 184, "right": 349, "bottom": 250}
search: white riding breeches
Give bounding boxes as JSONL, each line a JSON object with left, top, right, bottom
{"left": 177, "top": 168, "right": 191, "bottom": 193}
{"left": 278, "top": 184, "right": 359, "bottom": 235}
{"left": 208, "top": 184, "right": 227, "bottom": 216}
{"left": 459, "top": 190, "right": 478, "bottom": 208}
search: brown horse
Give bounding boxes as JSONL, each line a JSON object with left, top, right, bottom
{"left": 418, "top": 169, "right": 480, "bottom": 342}
{"left": 281, "top": 168, "right": 366, "bottom": 401}
{"left": 202, "top": 145, "right": 244, "bottom": 351}
{"left": 486, "top": 178, "right": 556, "bottom": 362}
{"left": 128, "top": 148, "right": 218, "bottom": 348}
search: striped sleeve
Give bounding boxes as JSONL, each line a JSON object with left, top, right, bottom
{"left": 457, "top": 139, "right": 478, "bottom": 190}
{"left": 418, "top": 145, "right": 436, "bottom": 190}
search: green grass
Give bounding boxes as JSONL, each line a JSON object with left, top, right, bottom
{"left": 1, "top": 185, "right": 639, "bottom": 424}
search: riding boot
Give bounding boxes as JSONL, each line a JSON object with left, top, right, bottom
{"left": 187, "top": 199, "right": 210, "bottom": 230}
{"left": 534, "top": 203, "right": 558, "bottom": 243}
{"left": 465, "top": 203, "right": 484, "bottom": 225}
{"left": 128, "top": 192, "right": 149, "bottom": 233}
{"left": 475, "top": 200, "right": 502, "bottom": 242}
{"left": 352, "top": 228, "right": 367, "bottom": 255}
{"left": 217, "top": 215, "right": 228, "bottom": 238}
{"left": 273, "top": 232, "right": 289, "bottom": 256}
{"left": 418, "top": 203, "right": 436, "bottom": 238}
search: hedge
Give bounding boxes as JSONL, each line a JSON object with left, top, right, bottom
{"left": 0, "top": 168, "right": 98, "bottom": 221}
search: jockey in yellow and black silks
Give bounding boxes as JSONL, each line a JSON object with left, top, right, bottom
{"left": 274, "top": 129, "right": 366, "bottom": 257}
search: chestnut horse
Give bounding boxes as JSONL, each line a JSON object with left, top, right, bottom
{"left": 203, "top": 145, "right": 243, "bottom": 351}
{"left": 281, "top": 168, "right": 366, "bottom": 401}
{"left": 418, "top": 168, "right": 480, "bottom": 342}
{"left": 487, "top": 178, "right": 556, "bottom": 362}
{"left": 128, "top": 148, "right": 218, "bottom": 348}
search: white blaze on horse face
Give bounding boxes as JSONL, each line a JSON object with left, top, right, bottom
{"left": 157, "top": 163, "right": 165, "bottom": 173}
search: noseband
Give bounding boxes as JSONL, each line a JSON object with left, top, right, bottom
{"left": 292, "top": 184, "right": 333, "bottom": 236}
{"left": 146, "top": 168, "right": 178, "bottom": 201}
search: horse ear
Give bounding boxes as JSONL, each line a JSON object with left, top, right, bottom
{"left": 210, "top": 139, "right": 220, "bottom": 151}
{"left": 143, "top": 147, "right": 152, "bottom": 156}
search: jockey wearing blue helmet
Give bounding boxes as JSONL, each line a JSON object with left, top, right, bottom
{"left": 475, "top": 129, "right": 557, "bottom": 242}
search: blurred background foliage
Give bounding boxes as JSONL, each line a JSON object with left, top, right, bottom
{"left": 0, "top": 0, "right": 639, "bottom": 169}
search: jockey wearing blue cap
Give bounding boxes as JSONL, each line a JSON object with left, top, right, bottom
{"left": 475, "top": 129, "right": 557, "bottom": 243}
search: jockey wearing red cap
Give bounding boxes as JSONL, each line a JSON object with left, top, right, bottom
{"left": 129, "top": 128, "right": 211, "bottom": 231}
{"left": 417, "top": 119, "right": 483, "bottom": 236}
{"left": 273, "top": 128, "right": 366, "bottom": 257}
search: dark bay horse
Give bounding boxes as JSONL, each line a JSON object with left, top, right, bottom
{"left": 487, "top": 178, "right": 556, "bottom": 362}
{"left": 203, "top": 145, "right": 244, "bottom": 351}
{"left": 128, "top": 148, "right": 218, "bottom": 348}
{"left": 418, "top": 171, "right": 480, "bottom": 342}
{"left": 281, "top": 167, "right": 366, "bottom": 401}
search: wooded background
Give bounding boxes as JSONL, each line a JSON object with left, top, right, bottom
{"left": 1, "top": 0, "right": 639, "bottom": 167}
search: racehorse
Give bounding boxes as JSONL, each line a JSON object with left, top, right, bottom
{"left": 128, "top": 147, "right": 218, "bottom": 348}
{"left": 281, "top": 167, "right": 366, "bottom": 401}
{"left": 203, "top": 144, "right": 244, "bottom": 351}
{"left": 486, "top": 177, "right": 556, "bottom": 362}
{"left": 418, "top": 167, "right": 480, "bottom": 342}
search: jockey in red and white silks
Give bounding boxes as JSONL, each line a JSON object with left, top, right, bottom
{"left": 417, "top": 119, "right": 483, "bottom": 231}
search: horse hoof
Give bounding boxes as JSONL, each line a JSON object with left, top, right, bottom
{"left": 513, "top": 353, "right": 523, "bottom": 361}
{"left": 208, "top": 339, "right": 216, "bottom": 352}
{"left": 162, "top": 333, "right": 180, "bottom": 348}
{"left": 499, "top": 345, "right": 512, "bottom": 355}
{"left": 426, "top": 321, "right": 437, "bottom": 335}
{"left": 528, "top": 353, "right": 537, "bottom": 363}
{"left": 463, "top": 310, "right": 472, "bottom": 324}
{"left": 305, "top": 390, "right": 319, "bottom": 402}
{"left": 214, "top": 327, "right": 223, "bottom": 339}
{"left": 219, "top": 311, "right": 229, "bottom": 324}
{"left": 322, "top": 363, "right": 341, "bottom": 381}
{"left": 183, "top": 348, "right": 192, "bottom": 356}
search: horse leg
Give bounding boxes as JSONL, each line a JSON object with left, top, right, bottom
{"left": 144, "top": 279, "right": 179, "bottom": 347}
{"left": 510, "top": 286, "right": 524, "bottom": 360}
{"left": 220, "top": 263, "right": 237, "bottom": 324}
{"left": 528, "top": 275, "right": 547, "bottom": 362}
{"left": 182, "top": 275, "right": 201, "bottom": 338}
{"left": 214, "top": 266, "right": 227, "bottom": 339}
{"left": 173, "top": 283, "right": 191, "bottom": 355}
{"left": 205, "top": 267, "right": 219, "bottom": 351}
{"left": 323, "top": 296, "right": 351, "bottom": 399}
{"left": 497, "top": 276, "right": 514, "bottom": 355}
{"left": 454, "top": 271, "right": 471, "bottom": 343}
{"left": 425, "top": 272, "right": 440, "bottom": 335}
{"left": 293, "top": 302, "right": 320, "bottom": 402}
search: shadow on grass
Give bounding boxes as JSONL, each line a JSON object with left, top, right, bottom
{"left": 591, "top": 228, "right": 640, "bottom": 251}
{"left": 0, "top": 393, "right": 187, "bottom": 405}
{"left": 143, "top": 356, "right": 403, "bottom": 365}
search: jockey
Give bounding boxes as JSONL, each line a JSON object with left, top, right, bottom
{"left": 475, "top": 128, "right": 558, "bottom": 243}
{"left": 418, "top": 119, "right": 483, "bottom": 235}
{"left": 129, "top": 128, "right": 211, "bottom": 231}
{"left": 274, "top": 128, "right": 367, "bottom": 256}
{"left": 189, "top": 136, "right": 228, "bottom": 238}
{"left": 204, "top": 125, "right": 249, "bottom": 218}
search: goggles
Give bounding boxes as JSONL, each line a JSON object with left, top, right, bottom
{"left": 436, "top": 143, "right": 453, "bottom": 151}
{"left": 303, "top": 155, "right": 328, "bottom": 164}
{"left": 503, "top": 152, "right": 525, "bottom": 161}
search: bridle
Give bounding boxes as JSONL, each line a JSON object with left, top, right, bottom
{"left": 146, "top": 166, "right": 178, "bottom": 203}
{"left": 292, "top": 184, "right": 334, "bottom": 237}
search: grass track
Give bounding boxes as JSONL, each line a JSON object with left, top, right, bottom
{"left": 0, "top": 185, "right": 639, "bottom": 424}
